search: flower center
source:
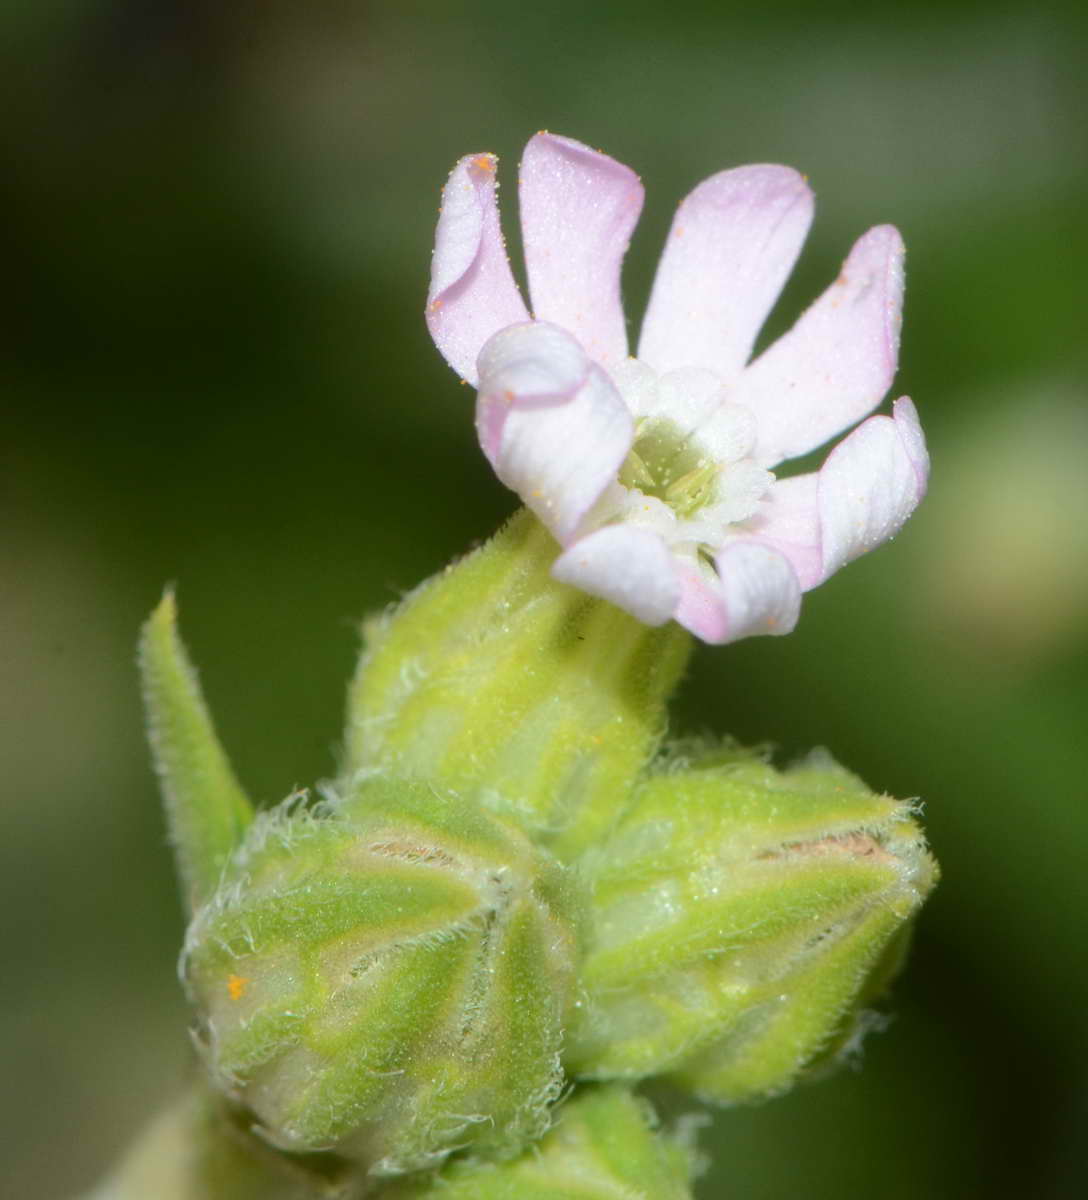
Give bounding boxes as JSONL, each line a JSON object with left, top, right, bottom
{"left": 605, "top": 360, "right": 772, "bottom": 541}
{"left": 618, "top": 418, "right": 721, "bottom": 519}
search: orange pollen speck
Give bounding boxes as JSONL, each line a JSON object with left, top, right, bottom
{"left": 473, "top": 155, "right": 495, "bottom": 172}
{"left": 227, "top": 974, "right": 249, "bottom": 1001}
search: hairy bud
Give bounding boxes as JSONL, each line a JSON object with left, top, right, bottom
{"left": 182, "top": 776, "right": 578, "bottom": 1176}
{"left": 567, "top": 746, "right": 937, "bottom": 1102}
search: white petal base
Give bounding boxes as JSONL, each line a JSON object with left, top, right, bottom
{"left": 552, "top": 525, "right": 679, "bottom": 626}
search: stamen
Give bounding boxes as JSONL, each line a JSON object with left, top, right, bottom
{"left": 618, "top": 448, "right": 656, "bottom": 492}
{"left": 665, "top": 460, "right": 722, "bottom": 517}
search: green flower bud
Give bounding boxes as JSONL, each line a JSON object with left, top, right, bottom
{"left": 182, "top": 774, "right": 579, "bottom": 1177}
{"left": 566, "top": 746, "right": 937, "bottom": 1103}
{"left": 344, "top": 509, "right": 690, "bottom": 859}
{"left": 384, "top": 1086, "right": 699, "bottom": 1200}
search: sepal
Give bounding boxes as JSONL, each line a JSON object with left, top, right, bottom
{"left": 139, "top": 590, "right": 254, "bottom": 912}
{"left": 343, "top": 509, "right": 690, "bottom": 859}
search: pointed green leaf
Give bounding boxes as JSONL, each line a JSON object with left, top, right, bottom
{"left": 139, "top": 590, "right": 253, "bottom": 911}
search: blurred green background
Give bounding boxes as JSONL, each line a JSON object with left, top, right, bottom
{"left": 5, "top": 1, "right": 1086, "bottom": 1196}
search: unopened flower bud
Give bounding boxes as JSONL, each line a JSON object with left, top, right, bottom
{"left": 182, "top": 774, "right": 578, "bottom": 1176}
{"left": 385, "top": 1086, "right": 699, "bottom": 1199}
{"left": 567, "top": 747, "right": 937, "bottom": 1102}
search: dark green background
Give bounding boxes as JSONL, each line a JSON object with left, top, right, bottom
{"left": 5, "top": 2, "right": 1086, "bottom": 1196}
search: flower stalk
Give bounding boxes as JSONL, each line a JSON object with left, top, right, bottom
{"left": 344, "top": 508, "right": 690, "bottom": 859}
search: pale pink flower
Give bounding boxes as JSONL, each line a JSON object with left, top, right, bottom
{"left": 426, "top": 133, "right": 928, "bottom": 644}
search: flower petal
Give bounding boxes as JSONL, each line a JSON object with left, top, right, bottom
{"left": 743, "top": 474, "right": 824, "bottom": 590}
{"left": 743, "top": 397, "right": 927, "bottom": 590}
{"left": 476, "top": 322, "right": 633, "bottom": 543}
{"left": 741, "top": 225, "right": 905, "bottom": 467}
{"left": 519, "top": 132, "right": 644, "bottom": 368}
{"left": 716, "top": 541, "right": 802, "bottom": 642}
{"left": 638, "top": 165, "right": 814, "bottom": 379}
{"left": 427, "top": 153, "right": 529, "bottom": 385}
{"left": 673, "top": 561, "right": 730, "bottom": 642}
{"left": 891, "top": 395, "right": 929, "bottom": 485}
{"left": 818, "top": 396, "right": 929, "bottom": 579}
{"left": 675, "top": 543, "right": 801, "bottom": 644}
{"left": 552, "top": 525, "right": 679, "bottom": 626}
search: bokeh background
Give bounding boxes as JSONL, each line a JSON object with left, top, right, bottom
{"left": 5, "top": 2, "right": 1086, "bottom": 1196}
